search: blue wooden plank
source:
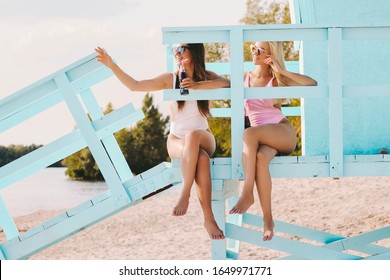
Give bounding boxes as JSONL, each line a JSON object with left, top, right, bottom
{"left": 138, "top": 162, "right": 171, "bottom": 179}
{"left": 344, "top": 162, "right": 390, "bottom": 177}
{"left": 93, "top": 105, "right": 144, "bottom": 139}
{"left": 227, "top": 190, "right": 242, "bottom": 260}
{"left": 212, "top": 158, "right": 232, "bottom": 165}
{"left": 341, "top": 226, "right": 390, "bottom": 248}
{"left": 349, "top": 155, "right": 385, "bottom": 162}
{"left": 297, "top": 155, "right": 328, "bottom": 163}
{"left": 343, "top": 26, "right": 390, "bottom": 40}
{"left": 1, "top": 195, "right": 132, "bottom": 259}
{"left": 0, "top": 53, "right": 101, "bottom": 119}
{"left": 55, "top": 73, "right": 130, "bottom": 203}
{"left": 271, "top": 156, "right": 299, "bottom": 164}
{"left": 344, "top": 85, "right": 390, "bottom": 97}
{"left": 325, "top": 241, "right": 390, "bottom": 257}
{"left": 298, "top": 0, "right": 317, "bottom": 24}
{"left": 205, "top": 61, "right": 299, "bottom": 75}
{"left": 230, "top": 28, "right": 245, "bottom": 180}
{"left": 245, "top": 86, "right": 326, "bottom": 100}
{"left": 42, "top": 213, "right": 68, "bottom": 230}
{"left": 66, "top": 200, "right": 94, "bottom": 217}
{"left": 90, "top": 190, "right": 112, "bottom": 205}
{"left": 0, "top": 131, "right": 84, "bottom": 190}
{"left": 80, "top": 89, "right": 135, "bottom": 182}
{"left": 65, "top": 57, "right": 107, "bottom": 82}
{"left": 0, "top": 79, "right": 58, "bottom": 120}
{"left": 163, "top": 88, "right": 230, "bottom": 101}
{"left": 125, "top": 163, "right": 180, "bottom": 201}
{"left": 288, "top": 0, "right": 301, "bottom": 24}
{"left": 18, "top": 225, "right": 44, "bottom": 241}
{"left": 270, "top": 162, "right": 330, "bottom": 178}
{"left": 365, "top": 251, "right": 390, "bottom": 260}
{"left": 0, "top": 91, "right": 63, "bottom": 133}
{"left": 225, "top": 223, "right": 360, "bottom": 260}
{"left": 0, "top": 196, "right": 19, "bottom": 240}
{"left": 328, "top": 28, "right": 344, "bottom": 178}
{"left": 210, "top": 107, "right": 301, "bottom": 118}
{"left": 210, "top": 108, "right": 231, "bottom": 117}
{"left": 71, "top": 67, "right": 113, "bottom": 93}
{"left": 242, "top": 213, "right": 344, "bottom": 244}
{"left": 0, "top": 64, "right": 112, "bottom": 133}
{"left": 244, "top": 28, "right": 327, "bottom": 42}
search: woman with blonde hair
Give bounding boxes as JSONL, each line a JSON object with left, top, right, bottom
{"left": 229, "top": 41, "right": 317, "bottom": 241}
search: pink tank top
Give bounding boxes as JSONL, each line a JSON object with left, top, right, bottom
{"left": 244, "top": 72, "right": 286, "bottom": 127}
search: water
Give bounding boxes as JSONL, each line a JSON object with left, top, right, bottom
{"left": 0, "top": 167, "right": 181, "bottom": 217}
{"left": 0, "top": 168, "right": 108, "bottom": 216}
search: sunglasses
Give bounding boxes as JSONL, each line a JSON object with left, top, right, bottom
{"left": 172, "top": 45, "right": 191, "bottom": 55}
{"left": 250, "top": 44, "right": 269, "bottom": 55}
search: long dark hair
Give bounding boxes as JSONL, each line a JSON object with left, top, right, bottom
{"left": 176, "top": 43, "right": 211, "bottom": 117}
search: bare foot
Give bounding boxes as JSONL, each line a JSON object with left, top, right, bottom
{"left": 263, "top": 220, "right": 275, "bottom": 241}
{"left": 204, "top": 220, "right": 225, "bottom": 240}
{"left": 172, "top": 195, "right": 190, "bottom": 216}
{"left": 229, "top": 192, "right": 254, "bottom": 214}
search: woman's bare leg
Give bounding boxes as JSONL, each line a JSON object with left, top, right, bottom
{"left": 229, "top": 128, "right": 257, "bottom": 214}
{"left": 229, "top": 120, "right": 296, "bottom": 214}
{"left": 255, "top": 145, "right": 277, "bottom": 241}
{"left": 194, "top": 149, "right": 225, "bottom": 239}
{"left": 167, "top": 131, "right": 215, "bottom": 216}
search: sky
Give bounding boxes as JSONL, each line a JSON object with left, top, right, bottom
{"left": 0, "top": 0, "right": 247, "bottom": 145}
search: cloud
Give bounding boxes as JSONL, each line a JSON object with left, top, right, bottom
{"left": 0, "top": 0, "right": 139, "bottom": 22}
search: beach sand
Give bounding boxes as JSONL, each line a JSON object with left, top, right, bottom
{"left": 2, "top": 176, "right": 390, "bottom": 260}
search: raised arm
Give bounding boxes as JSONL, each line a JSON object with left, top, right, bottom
{"left": 95, "top": 47, "right": 172, "bottom": 92}
{"left": 264, "top": 55, "right": 317, "bottom": 86}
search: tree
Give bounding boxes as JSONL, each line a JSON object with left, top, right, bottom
{"left": 117, "top": 93, "right": 170, "bottom": 175}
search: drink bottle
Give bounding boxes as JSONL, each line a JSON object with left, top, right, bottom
{"left": 179, "top": 65, "right": 189, "bottom": 95}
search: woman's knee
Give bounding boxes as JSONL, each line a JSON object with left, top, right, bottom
{"left": 243, "top": 127, "right": 256, "bottom": 143}
{"left": 198, "top": 149, "right": 210, "bottom": 165}
{"left": 256, "top": 148, "right": 275, "bottom": 165}
{"left": 184, "top": 130, "right": 201, "bottom": 144}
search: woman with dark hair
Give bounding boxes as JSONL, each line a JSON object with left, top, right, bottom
{"left": 95, "top": 44, "right": 229, "bottom": 239}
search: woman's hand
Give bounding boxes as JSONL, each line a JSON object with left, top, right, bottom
{"left": 180, "top": 77, "right": 199, "bottom": 90}
{"left": 263, "top": 55, "right": 284, "bottom": 75}
{"left": 95, "top": 47, "right": 115, "bottom": 69}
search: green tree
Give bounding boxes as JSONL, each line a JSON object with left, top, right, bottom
{"left": 117, "top": 93, "right": 170, "bottom": 175}
{"left": 63, "top": 148, "right": 103, "bottom": 180}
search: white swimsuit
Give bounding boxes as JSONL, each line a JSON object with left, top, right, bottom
{"left": 169, "top": 73, "right": 209, "bottom": 139}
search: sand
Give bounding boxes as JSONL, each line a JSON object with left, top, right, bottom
{"left": 2, "top": 176, "right": 390, "bottom": 260}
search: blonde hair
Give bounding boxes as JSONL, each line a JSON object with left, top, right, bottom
{"left": 267, "top": 41, "right": 289, "bottom": 104}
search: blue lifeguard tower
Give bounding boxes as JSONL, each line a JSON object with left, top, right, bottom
{"left": 1, "top": 0, "right": 390, "bottom": 260}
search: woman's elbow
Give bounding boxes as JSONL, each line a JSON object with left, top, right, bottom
{"left": 223, "top": 79, "right": 231, "bottom": 88}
